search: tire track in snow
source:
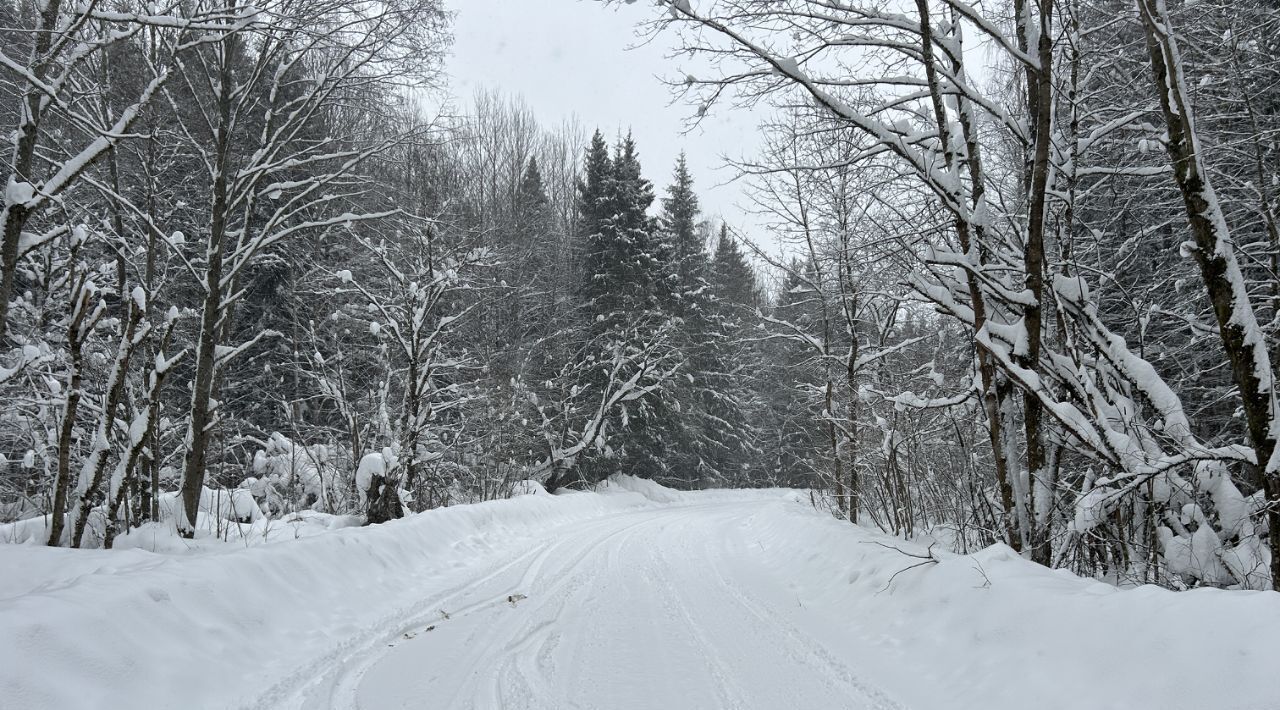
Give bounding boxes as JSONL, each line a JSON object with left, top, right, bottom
{"left": 257, "top": 500, "right": 909, "bottom": 710}
{"left": 252, "top": 509, "right": 662, "bottom": 709}
{"left": 478, "top": 510, "right": 681, "bottom": 710}
{"left": 645, "top": 523, "right": 753, "bottom": 710}
{"left": 366, "top": 511, "right": 669, "bottom": 710}
{"left": 245, "top": 536, "right": 555, "bottom": 710}
{"left": 699, "top": 512, "right": 908, "bottom": 710}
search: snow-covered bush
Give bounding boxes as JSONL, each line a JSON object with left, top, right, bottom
{"left": 246, "top": 433, "right": 348, "bottom": 514}
{"left": 1067, "top": 461, "right": 1272, "bottom": 590}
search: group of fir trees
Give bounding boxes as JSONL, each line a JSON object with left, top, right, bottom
{"left": 568, "top": 132, "right": 762, "bottom": 488}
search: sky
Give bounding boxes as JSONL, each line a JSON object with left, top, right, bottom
{"left": 447, "top": 0, "right": 769, "bottom": 249}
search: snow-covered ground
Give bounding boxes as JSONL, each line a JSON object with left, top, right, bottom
{"left": 2, "top": 477, "right": 1278, "bottom": 710}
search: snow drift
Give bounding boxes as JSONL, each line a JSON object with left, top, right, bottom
{"left": 729, "top": 502, "right": 1280, "bottom": 710}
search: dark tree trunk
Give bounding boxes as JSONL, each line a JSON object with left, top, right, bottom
{"left": 366, "top": 475, "right": 404, "bottom": 525}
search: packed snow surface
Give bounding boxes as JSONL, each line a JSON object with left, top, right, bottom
{"left": 1, "top": 477, "right": 1278, "bottom": 709}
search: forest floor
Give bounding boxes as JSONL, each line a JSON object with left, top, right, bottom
{"left": 2, "top": 478, "right": 1279, "bottom": 710}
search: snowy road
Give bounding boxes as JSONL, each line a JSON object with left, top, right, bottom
{"left": 6, "top": 483, "right": 1279, "bottom": 710}
{"left": 273, "top": 500, "right": 904, "bottom": 710}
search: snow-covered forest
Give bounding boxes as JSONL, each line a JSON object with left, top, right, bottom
{"left": 2, "top": 0, "right": 1279, "bottom": 592}
{"left": 3, "top": 0, "right": 1280, "bottom": 707}
{"left": 5, "top": 0, "right": 1274, "bottom": 593}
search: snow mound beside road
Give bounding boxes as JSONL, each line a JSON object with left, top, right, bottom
{"left": 733, "top": 502, "right": 1280, "bottom": 710}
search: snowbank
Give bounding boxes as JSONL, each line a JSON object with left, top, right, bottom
{"left": 600, "top": 474, "right": 806, "bottom": 505}
{"left": 733, "top": 500, "right": 1280, "bottom": 710}
{"left": 0, "top": 486, "right": 362, "bottom": 551}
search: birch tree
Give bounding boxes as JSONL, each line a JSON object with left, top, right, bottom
{"left": 652, "top": 0, "right": 1277, "bottom": 587}
{"left": 163, "top": 0, "right": 447, "bottom": 534}
{"left": 0, "top": 0, "right": 248, "bottom": 347}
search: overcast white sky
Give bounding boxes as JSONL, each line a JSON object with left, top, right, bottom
{"left": 447, "top": 0, "right": 768, "bottom": 247}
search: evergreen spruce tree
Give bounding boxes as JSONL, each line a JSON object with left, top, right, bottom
{"left": 572, "top": 132, "right": 676, "bottom": 483}
{"left": 514, "top": 157, "right": 553, "bottom": 253}
{"left": 600, "top": 135, "right": 673, "bottom": 480}
{"left": 694, "top": 225, "right": 765, "bottom": 485}
{"left": 661, "top": 154, "right": 704, "bottom": 309}
{"left": 499, "top": 156, "right": 555, "bottom": 370}
{"left": 711, "top": 228, "right": 760, "bottom": 311}
{"left": 580, "top": 133, "right": 660, "bottom": 330}
{"left": 758, "top": 260, "right": 825, "bottom": 486}
{"left": 652, "top": 155, "right": 710, "bottom": 484}
{"left": 657, "top": 161, "right": 763, "bottom": 487}
{"left": 576, "top": 131, "right": 612, "bottom": 247}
